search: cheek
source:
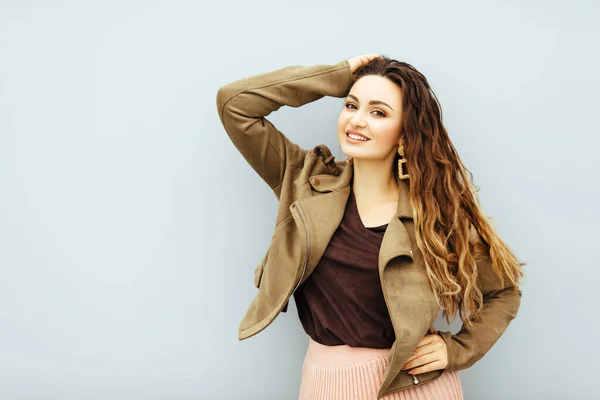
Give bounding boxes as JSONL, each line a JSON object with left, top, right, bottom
{"left": 373, "top": 120, "right": 402, "bottom": 145}
{"left": 337, "top": 112, "right": 349, "bottom": 133}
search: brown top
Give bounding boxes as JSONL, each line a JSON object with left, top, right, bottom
{"left": 293, "top": 186, "right": 395, "bottom": 348}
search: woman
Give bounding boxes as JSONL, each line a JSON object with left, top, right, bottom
{"left": 216, "top": 54, "right": 525, "bottom": 400}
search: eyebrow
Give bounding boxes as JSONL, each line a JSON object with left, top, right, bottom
{"left": 347, "top": 94, "right": 394, "bottom": 111}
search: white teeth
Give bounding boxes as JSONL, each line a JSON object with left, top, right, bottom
{"left": 348, "top": 133, "right": 369, "bottom": 141}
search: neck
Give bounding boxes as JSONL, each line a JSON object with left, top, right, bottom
{"left": 351, "top": 158, "right": 399, "bottom": 206}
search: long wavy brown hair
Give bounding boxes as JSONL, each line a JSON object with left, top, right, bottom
{"left": 354, "top": 56, "right": 525, "bottom": 329}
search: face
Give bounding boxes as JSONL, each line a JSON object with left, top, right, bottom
{"left": 337, "top": 75, "right": 403, "bottom": 162}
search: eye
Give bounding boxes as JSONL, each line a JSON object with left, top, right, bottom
{"left": 345, "top": 103, "right": 386, "bottom": 117}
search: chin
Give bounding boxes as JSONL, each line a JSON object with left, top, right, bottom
{"left": 341, "top": 149, "right": 365, "bottom": 161}
{"left": 340, "top": 142, "right": 364, "bottom": 157}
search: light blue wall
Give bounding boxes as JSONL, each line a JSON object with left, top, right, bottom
{"left": 1, "top": 1, "right": 598, "bottom": 399}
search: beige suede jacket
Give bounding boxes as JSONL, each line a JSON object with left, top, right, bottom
{"left": 215, "top": 59, "right": 522, "bottom": 399}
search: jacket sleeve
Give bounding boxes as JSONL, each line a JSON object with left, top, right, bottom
{"left": 436, "top": 226, "right": 523, "bottom": 371}
{"left": 216, "top": 60, "right": 353, "bottom": 195}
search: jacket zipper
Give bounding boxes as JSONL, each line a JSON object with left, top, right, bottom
{"left": 291, "top": 201, "right": 309, "bottom": 295}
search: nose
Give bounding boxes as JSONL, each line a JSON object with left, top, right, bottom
{"left": 350, "top": 111, "right": 367, "bottom": 128}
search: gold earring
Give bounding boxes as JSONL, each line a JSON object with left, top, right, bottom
{"left": 397, "top": 145, "right": 409, "bottom": 180}
{"left": 346, "top": 155, "right": 353, "bottom": 165}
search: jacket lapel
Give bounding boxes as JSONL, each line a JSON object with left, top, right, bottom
{"left": 298, "top": 162, "right": 439, "bottom": 358}
{"left": 378, "top": 176, "right": 414, "bottom": 269}
{"left": 377, "top": 176, "right": 441, "bottom": 392}
{"left": 296, "top": 162, "right": 420, "bottom": 286}
{"left": 292, "top": 158, "right": 441, "bottom": 395}
{"left": 294, "top": 162, "right": 353, "bottom": 283}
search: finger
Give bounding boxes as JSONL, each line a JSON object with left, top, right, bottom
{"left": 414, "top": 332, "right": 437, "bottom": 348}
{"left": 361, "top": 53, "right": 380, "bottom": 65}
{"left": 363, "top": 53, "right": 379, "bottom": 59}
{"left": 403, "top": 343, "right": 438, "bottom": 365}
{"left": 406, "top": 335, "right": 435, "bottom": 359}
{"left": 350, "top": 53, "right": 381, "bottom": 74}
{"left": 402, "top": 352, "right": 440, "bottom": 371}
{"left": 415, "top": 334, "right": 438, "bottom": 349}
{"left": 408, "top": 360, "right": 445, "bottom": 375}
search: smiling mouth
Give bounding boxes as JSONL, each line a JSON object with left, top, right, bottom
{"left": 346, "top": 132, "right": 370, "bottom": 141}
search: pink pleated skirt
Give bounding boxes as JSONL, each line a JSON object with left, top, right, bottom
{"left": 298, "top": 337, "right": 463, "bottom": 400}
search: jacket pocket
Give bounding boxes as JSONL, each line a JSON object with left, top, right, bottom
{"left": 253, "top": 251, "right": 269, "bottom": 288}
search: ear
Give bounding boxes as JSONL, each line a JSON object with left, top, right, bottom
{"left": 397, "top": 132, "right": 404, "bottom": 147}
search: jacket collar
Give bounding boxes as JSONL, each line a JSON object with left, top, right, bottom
{"left": 295, "top": 161, "right": 416, "bottom": 287}
{"left": 296, "top": 160, "right": 437, "bottom": 394}
{"left": 307, "top": 161, "right": 413, "bottom": 220}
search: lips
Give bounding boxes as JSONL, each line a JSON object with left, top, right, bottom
{"left": 345, "top": 130, "right": 370, "bottom": 141}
